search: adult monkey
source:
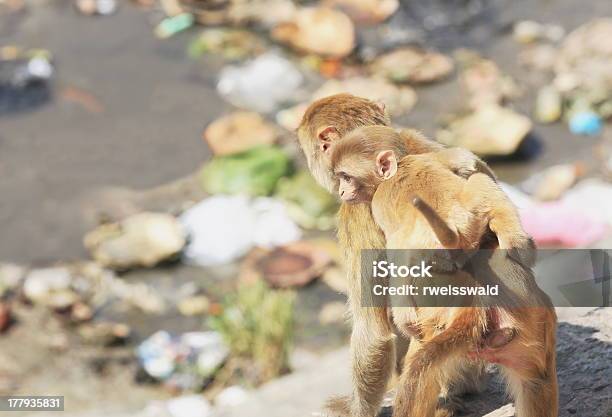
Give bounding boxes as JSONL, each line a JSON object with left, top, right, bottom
{"left": 297, "top": 94, "right": 494, "bottom": 417}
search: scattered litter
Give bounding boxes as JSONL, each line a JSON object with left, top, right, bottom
{"left": 137, "top": 330, "right": 229, "bottom": 389}
{"left": 188, "top": 29, "right": 266, "bottom": 60}
{"left": 275, "top": 170, "right": 338, "bottom": 230}
{"left": 521, "top": 163, "right": 584, "bottom": 201}
{"left": 177, "top": 295, "right": 210, "bottom": 316}
{"left": 75, "top": 0, "right": 117, "bottom": 15}
{"left": 155, "top": 13, "right": 195, "bottom": 39}
{"left": 239, "top": 240, "right": 332, "bottom": 288}
{"left": 534, "top": 85, "right": 562, "bottom": 123}
{"left": 215, "top": 385, "right": 249, "bottom": 407}
{"left": 0, "top": 263, "right": 25, "bottom": 298}
{"left": 0, "top": 303, "right": 12, "bottom": 332}
{"left": 371, "top": 47, "right": 454, "bottom": 84}
{"left": 60, "top": 86, "right": 104, "bottom": 113}
{"left": 312, "top": 77, "right": 417, "bottom": 116}
{"left": 323, "top": 0, "right": 398, "bottom": 24}
{"left": 203, "top": 112, "right": 277, "bottom": 156}
{"left": 217, "top": 53, "right": 303, "bottom": 113}
{"left": 437, "top": 105, "right": 532, "bottom": 156}
{"left": 271, "top": 7, "right": 355, "bottom": 58}
{"left": 23, "top": 267, "right": 77, "bottom": 309}
{"left": 84, "top": 213, "right": 186, "bottom": 270}
{"left": 180, "top": 195, "right": 301, "bottom": 266}
{"left": 0, "top": 46, "right": 54, "bottom": 114}
{"left": 513, "top": 20, "right": 565, "bottom": 44}
{"left": 78, "top": 321, "right": 131, "bottom": 346}
{"left": 200, "top": 145, "right": 291, "bottom": 196}
{"left": 568, "top": 111, "right": 603, "bottom": 136}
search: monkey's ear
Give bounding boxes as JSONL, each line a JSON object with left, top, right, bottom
{"left": 376, "top": 150, "right": 398, "bottom": 179}
{"left": 318, "top": 126, "right": 339, "bottom": 154}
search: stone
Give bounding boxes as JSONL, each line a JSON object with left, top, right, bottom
{"left": 371, "top": 47, "right": 454, "bottom": 84}
{"left": 323, "top": 0, "right": 398, "bottom": 24}
{"left": 78, "top": 322, "right": 131, "bottom": 346}
{"left": 0, "top": 263, "right": 25, "bottom": 297}
{"left": 312, "top": 77, "right": 417, "bottom": 116}
{"left": 84, "top": 212, "right": 186, "bottom": 270}
{"left": 438, "top": 105, "right": 532, "bottom": 156}
{"left": 271, "top": 7, "right": 355, "bottom": 58}
{"left": 216, "top": 385, "right": 250, "bottom": 407}
{"left": 203, "top": 112, "right": 277, "bottom": 156}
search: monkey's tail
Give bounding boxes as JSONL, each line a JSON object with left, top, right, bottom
{"left": 410, "top": 195, "right": 459, "bottom": 249}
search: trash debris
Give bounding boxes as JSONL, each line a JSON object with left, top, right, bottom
{"left": 535, "top": 85, "right": 562, "bottom": 123}
{"left": 0, "top": 263, "right": 25, "bottom": 298}
{"left": 458, "top": 54, "right": 521, "bottom": 109}
{"left": 0, "top": 303, "right": 12, "bottom": 332}
{"left": 59, "top": 86, "right": 104, "bottom": 113}
{"left": 323, "top": 0, "right": 398, "bottom": 24}
{"left": 568, "top": 111, "right": 603, "bottom": 136}
{"left": 180, "top": 195, "right": 301, "bottom": 266}
{"left": 239, "top": 240, "right": 332, "bottom": 288}
{"left": 137, "top": 330, "right": 229, "bottom": 389}
{"left": 200, "top": 145, "right": 292, "bottom": 196}
{"left": 75, "top": 0, "right": 118, "bottom": 16}
{"left": 312, "top": 77, "right": 417, "bottom": 116}
{"left": 554, "top": 18, "right": 612, "bottom": 94}
{"left": 226, "top": 0, "right": 297, "bottom": 28}
{"left": 78, "top": 321, "right": 131, "bottom": 346}
{"left": 271, "top": 7, "right": 355, "bottom": 58}
{"left": 318, "top": 301, "right": 346, "bottom": 325}
{"left": 371, "top": 47, "right": 454, "bottom": 84}
{"left": 437, "top": 105, "right": 532, "bottom": 156}
{"left": 84, "top": 212, "right": 186, "bottom": 270}
{"left": 155, "top": 13, "right": 195, "bottom": 39}
{"left": 215, "top": 385, "right": 249, "bottom": 407}
{"left": 513, "top": 20, "right": 565, "bottom": 44}
{"left": 203, "top": 112, "right": 277, "bottom": 156}
{"left": 275, "top": 170, "right": 338, "bottom": 230}
{"left": 0, "top": 46, "right": 54, "bottom": 115}
{"left": 23, "top": 267, "right": 78, "bottom": 309}
{"left": 217, "top": 53, "right": 303, "bottom": 113}
{"left": 177, "top": 295, "right": 210, "bottom": 316}
{"left": 165, "top": 395, "right": 212, "bottom": 417}
{"left": 518, "top": 44, "right": 558, "bottom": 72}
{"left": 188, "top": 29, "right": 266, "bottom": 60}
{"left": 521, "top": 163, "right": 584, "bottom": 201}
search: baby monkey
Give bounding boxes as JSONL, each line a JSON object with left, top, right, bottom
{"left": 330, "top": 125, "right": 529, "bottom": 251}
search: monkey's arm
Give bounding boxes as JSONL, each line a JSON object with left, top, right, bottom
{"left": 435, "top": 147, "right": 497, "bottom": 181}
{"left": 327, "top": 204, "right": 394, "bottom": 417}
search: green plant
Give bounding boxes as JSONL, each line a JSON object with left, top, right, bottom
{"left": 209, "top": 280, "right": 295, "bottom": 382}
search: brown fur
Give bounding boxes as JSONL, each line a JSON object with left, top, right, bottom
{"left": 296, "top": 94, "right": 557, "bottom": 417}
{"left": 330, "top": 125, "right": 558, "bottom": 417}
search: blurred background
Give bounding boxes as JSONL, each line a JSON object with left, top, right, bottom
{"left": 1, "top": 1, "right": 611, "bottom": 416}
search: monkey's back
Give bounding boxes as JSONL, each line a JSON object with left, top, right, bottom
{"left": 372, "top": 153, "right": 471, "bottom": 249}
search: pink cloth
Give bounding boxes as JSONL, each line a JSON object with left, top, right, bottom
{"left": 520, "top": 202, "right": 608, "bottom": 247}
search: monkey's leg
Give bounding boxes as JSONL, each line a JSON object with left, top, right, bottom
{"left": 499, "top": 312, "right": 558, "bottom": 417}
{"left": 393, "top": 309, "right": 486, "bottom": 417}
{"left": 325, "top": 309, "right": 396, "bottom": 417}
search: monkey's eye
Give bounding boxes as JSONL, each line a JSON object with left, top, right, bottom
{"left": 340, "top": 173, "right": 352, "bottom": 183}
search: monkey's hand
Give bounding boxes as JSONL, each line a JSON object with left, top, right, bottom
{"left": 438, "top": 148, "right": 497, "bottom": 181}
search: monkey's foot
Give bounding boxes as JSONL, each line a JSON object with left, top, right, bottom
{"left": 319, "top": 395, "right": 351, "bottom": 417}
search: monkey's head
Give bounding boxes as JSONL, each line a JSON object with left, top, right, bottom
{"left": 296, "top": 94, "right": 391, "bottom": 193}
{"left": 330, "top": 126, "right": 405, "bottom": 204}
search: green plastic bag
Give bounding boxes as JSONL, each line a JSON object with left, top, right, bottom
{"left": 201, "top": 146, "right": 292, "bottom": 196}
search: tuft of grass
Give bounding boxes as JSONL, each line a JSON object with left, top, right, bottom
{"left": 209, "top": 280, "right": 295, "bottom": 383}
